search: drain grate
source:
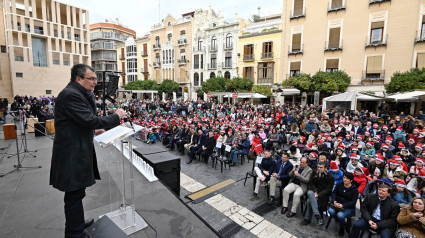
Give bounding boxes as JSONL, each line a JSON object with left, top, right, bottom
{"left": 251, "top": 202, "right": 278, "bottom": 216}
{"left": 218, "top": 222, "right": 242, "bottom": 238}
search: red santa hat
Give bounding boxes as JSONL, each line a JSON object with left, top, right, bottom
{"left": 350, "top": 153, "right": 359, "bottom": 160}
{"left": 373, "top": 123, "right": 378, "bottom": 127}
{"left": 394, "top": 156, "right": 402, "bottom": 161}
{"left": 351, "top": 146, "right": 358, "bottom": 151}
{"left": 395, "top": 179, "right": 407, "bottom": 188}
{"left": 382, "top": 125, "right": 388, "bottom": 130}
{"left": 357, "top": 135, "right": 363, "bottom": 139}
{"left": 416, "top": 158, "right": 425, "bottom": 165}
{"left": 291, "top": 141, "right": 298, "bottom": 146}
{"left": 416, "top": 144, "right": 423, "bottom": 149}
{"left": 388, "top": 159, "right": 399, "bottom": 166}
{"left": 382, "top": 144, "right": 389, "bottom": 149}
{"left": 354, "top": 121, "right": 359, "bottom": 125}
{"left": 330, "top": 161, "right": 339, "bottom": 172}
{"left": 375, "top": 154, "right": 385, "bottom": 163}
{"left": 385, "top": 136, "right": 393, "bottom": 143}
{"left": 364, "top": 131, "right": 370, "bottom": 135}
{"left": 398, "top": 143, "right": 406, "bottom": 149}
{"left": 355, "top": 167, "right": 367, "bottom": 174}
{"left": 306, "top": 143, "right": 315, "bottom": 150}
{"left": 408, "top": 138, "right": 415, "bottom": 143}
{"left": 300, "top": 136, "right": 306, "bottom": 143}
{"left": 396, "top": 126, "right": 403, "bottom": 132}
{"left": 317, "top": 139, "right": 324, "bottom": 144}
{"left": 336, "top": 145, "right": 345, "bottom": 151}
{"left": 310, "top": 152, "right": 318, "bottom": 159}
{"left": 366, "top": 142, "right": 374, "bottom": 147}
{"left": 414, "top": 128, "right": 420, "bottom": 133}
{"left": 337, "top": 137, "right": 343, "bottom": 141}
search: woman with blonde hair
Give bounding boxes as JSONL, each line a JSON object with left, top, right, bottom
{"left": 396, "top": 197, "right": 425, "bottom": 238}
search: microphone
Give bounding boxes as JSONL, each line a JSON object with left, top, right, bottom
{"left": 104, "top": 95, "right": 116, "bottom": 104}
{"left": 125, "top": 112, "right": 135, "bottom": 132}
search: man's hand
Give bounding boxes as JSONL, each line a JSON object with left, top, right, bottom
{"left": 314, "top": 192, "right": 318, "bottom": 198}
{"left": 368, "top": 220, "right": 376, "bottom": 228}
{"left": 263, "top": 171, "right": 270, "bottom": 176}
{"left": 115, "top": 108, "right": 126, "bottom": 119}
{"left": 95, "top": 129, "right": 105, "bottom": 136}
{"left": 272, "top": 173, "right": 278, "bottom": 178}
{"left": 260, "top": 176, "right": 266, "bottom": 182}
{"left": 294, "top": 170, "right": 300, "bottom": 177}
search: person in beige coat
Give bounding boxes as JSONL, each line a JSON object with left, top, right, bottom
{"left": 396, "top": 197, "right": 425, "bottom": 238}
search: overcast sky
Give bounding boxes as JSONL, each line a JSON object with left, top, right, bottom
{"left": 59, "top": 0, "right": 283, "bottom": 37}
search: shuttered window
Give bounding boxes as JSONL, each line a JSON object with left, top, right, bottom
{"left": 244, "top": 44, "right": 253, "bottom": 54}
{"left": 263, "top": 42, "right": 273, "bottom": 53}
{"left": 331, "top": 0, "right": 342, "bottom": 9}
{"left": 328, "top": 28, "right": 341, "bottom": 48}
{"left": 292, "top": 33, "right": 302, "bottom": 50}
{"left": 243, "top": 67, "right": 254, "bottom": 80}
{"left": 326, "top": 59, "right": 339, "bottom": 72}
{"left": 417, "top": 53, "right": 425, "bottom": 69}
{"left": 290, "top": 61, "right": 301, "bottom": 71}
{"left": 366, "top": 56, "right": 383, "bottom": 73}
{"left": 294, "top": 0, "right": 304, "bottom": 16}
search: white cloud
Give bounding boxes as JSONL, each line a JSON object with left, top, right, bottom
{"left": 59, "top": 0, "right": 282, "bottom": 37}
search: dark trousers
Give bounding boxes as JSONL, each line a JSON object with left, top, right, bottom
{"left": 64, "top": 188, "right": 86, "bottom": 238}
{"left": 190, "top": 145, "right": 201, "bottom": 161}
{"left": 350, "top": 218, "right": 391, "bottom": 238}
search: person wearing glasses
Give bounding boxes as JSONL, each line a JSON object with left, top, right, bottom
{"left": 50, "top": 64, "right": 126, "bottom": 238}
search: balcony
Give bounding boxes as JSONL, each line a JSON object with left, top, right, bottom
{"left": 93, "top": 62, "right": 117, "bottom": 72}
{"left": 415, "top": 31, "right": 425, "bottom": 43}
{"left": 140, "top": 68, "right": 149, "bottom": 74}
{"left": 369, "top": 0, "right": 391, "bottom": 5}
{"left": 141, "top": 51, "right": 148, "bottom": 56}
{"left": 91, "top": 42, "right": 115, "bottom": 50}
{"left": 178, "top": 39, "right": 187, "bottom": 45}
{"left": 153, "top": 62, "right": 160, "bottom": 67}
{"left": 361, "top": 70, "right": 385, "bottom": 82}
{"left": 257, "top": 78, "right": 273, "bottom": 85}
{"left": 243, "top": 54, "right": 255, "bottom": 61}
{"left": 153, "top": 43, "right": 161, "bottom": 50}
{"left": 209, "top": 45, "right": 218, "bottom": 52}
{"left": 325, "top": 40, "right": 343, "bottom": 51}
{"left": 176, "top": 78, "right": 189, "bottom": 83}
{"left": 261, "top": 52, "right": 274, "bottom": 59}
{"left": 119, "top": 54, "right": 125, "bottom": 60}
{"left": 328, "top": 1, "right": 346, "bottom": 12}
{"left": 224, "top": 42, "right": 233, "bottom": 50}
{"left": 207, "top": 63, "right": 217, "bottom": 70}
{"left": 290, "top": 8, "right": 306, "bottom": 20}
{"left": 193, "top": 46, "right": 205, "bottom": 52}
{"left": 222, "top": 62, "right": 232, "bottom": 69}
{"left": 365, "top": 34, "right": 387, "bottom": 48}
{"left": 178, "top": 59, "right": 187, "bottom": 65}
{"left": 288, "top": 45, "right": 304, "bottom": 55}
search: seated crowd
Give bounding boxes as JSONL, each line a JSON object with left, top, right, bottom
{"left": 112, "top": 99, "right": 425, "bottom": 237}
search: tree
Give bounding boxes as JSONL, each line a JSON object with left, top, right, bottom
{"left": 158, "top": 79, "right": 180, "bottom": 94}
{"left": 225, "top": 77, "right": 254, "bottom": 92}
{"left": 202, "top": 77, "right": 227, "bottom": 93}
{"left": 124, "top": 79, "right": 158, "bottom": 90}
{"left": 283, "top": 73, "right": 313, "bottom": 92}
{"left": 312, "top": 71, "right": 351, "bottom": 93}
{"left": 385, "top": 68, "right": 425, "bottom": 93}
{"left": 252, "top": 85, "right": 272, "bottom": 97}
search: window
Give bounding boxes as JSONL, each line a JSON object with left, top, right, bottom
{"left": 67, "top": 32, "right": 71, "bottom": 40}
{"left": 155, "top": 53, "right": 160, "bottom": 63}
{"left": 370, "top": 21, "right": 384, "bottom": 44}
{"left": 210, "top": 72, "right": 216, "bottom": 78}
{"left": 25, "top": 24, "right": 30, "bottom": 33}
{"left": 328, "top": 28, "right": 341, "bottom": 49}
{"left": 366, "top": 55, "right": 383, "bottom": 78}
{"left": 34, "top": 26, "right": 43, "bottom": 34}
{"left": 331, "top": 0, "right": 343, "bottom": 9}
{"left": 225, "top": 33, "right": 232, "bottom": 48}
{"left": 243, "top": 67, "right": 254, "bottom": 81}
{"left": 211, "top": 36, "right": 217, "bottom": 49}
{"left": 197, "top": 38, "right": 203, "bottom": 50}
{"left": 16, "top": 72, "right": 23, "bottom": 77}
{"left": 143, "top": 59, "right": 148, "bottom": 72}
{"left": 32, "top": 37, "right": 47, "bottom": 67}
{"left": 194, "top": 55, "right": 199, "bottom": 69}
{"left": 53, "top": 60, "right": 60, "bottom": 65}
{"left": 421, "top": 16, "right": 425, "bottom": 40}
{"left": 180, "top": 49, "right": 186, "bottom": 61}
{"left": 224, "top": 52, "right": 232, "bottom": 68}
{"left": 46, "top": 90, "right": 52, "bottom": 94}
{"left": 74, "top": 34, "right": 80, "bottom": 41}
{"left": 258, "top": 62, "right": 274, "bottom": 84}
{"left": 243, "top": 44, "right": 254, "bottom": 60}
{"left": 201, "top": 54, "right": 204, "bottom": 69}
{"left": 292, "top": 0, "right": 305, "bottom": 17}
{"left": 326, "top": 59, "right": 339, "bottom": 72}
{"left": 416, "top": 53, "right": 425, "bottom": 69}
{"left": 290, "top": 62, "right": 301, "bottom": 77}
{"left": 180, "top": 30, "right": 186, "bottom": 43}
{"left": 54, "top": 29, "right": 58, "bottom": 37}
{"left": 224, "top": 71, "right": 231, "bottom": 79}
{"left": 210, "top": 54, "right": 217, "bottom": 69}
{"left": 262, "top": 42, "right": 273, "bottom": 58}
{"left": 127, "top": 58, "right": 137, "bottom": 73}
{"left": 291, "top": 33, "right": 302, "bottom": 52}
{"left": 143, "top": 43, "right": 147, "bottom": 55}
{"left": 168, "top": 22, "right": 171, "bottom": 27}
{"left": 1, "top": 45, "right": 6, "bottom": 53}
{"left": 194, "top": 73, "right": 200, "bottom": 86}
{"left": 167, "top": 33, "right": 172, "bottom": 43}
{"left": 155, "top": 36, "right": 160, "bottom": 47}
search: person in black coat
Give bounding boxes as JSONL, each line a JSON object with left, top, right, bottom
{"left": 50, "top": 64, "right": 126, "bottom": 238}
{"left": 328, "top": 172, "right": 359, "bottom": 236}
{"left": 350, "top": 183, "right": 401, "bottom": 238}
{"left": 301, "top": 162, "right": 334, "bottom": 226}
{"left": 201, "top": 131, "right": 216, "bottom": 163}
{"left": 251, "top": 150, "right": 277, "bottom": 201}
{"left": 268, "top": 152, "right": 294, "bottom": 204}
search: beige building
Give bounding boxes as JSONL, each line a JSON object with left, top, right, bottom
{"left": 150, "top": 12, "right": 193, "bottom": 98}
{"left": 0, "top": 0, "right": 90, "bottom": 99}
{"left": 280, "top": 0, "right": 425, "bottom": 92}
{"left": 90, "top": 19, "right": 135, "bottom": 82}
{"left": 116, "top": 35, "right": 151, "bottom": 88}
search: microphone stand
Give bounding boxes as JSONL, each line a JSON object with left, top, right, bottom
{"left": 1, "top": 111, "right": 42, "bottom": 177}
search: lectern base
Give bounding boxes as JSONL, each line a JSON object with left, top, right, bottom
{"left": 101, "top": 205, "right": 148, "bottom": 235}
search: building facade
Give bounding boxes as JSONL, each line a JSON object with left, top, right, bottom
{"left": 116, "top": 35, "right": 151, "bottom": 88}
{"left": 0, "top": 0, "right": 90, "bottom": 99}
{"left": 150, "top": 13, "right": 193, "bottom": 99}
{"left": 90, "top": 19, "right": 135, "bottom": 82}
{"left": 237, "top": 14, "right": 282, "bottom": 86}
{"left": 280, "top": 0, "right": 425, "bottom": 92}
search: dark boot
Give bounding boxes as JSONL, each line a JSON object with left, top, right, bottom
{"left": 338, "top": 224, "right": 344, "bottom": 236}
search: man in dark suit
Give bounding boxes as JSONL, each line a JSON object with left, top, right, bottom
{"left": 350, "top": 183, "right": 400, "bottom": 238}
{"left": 188, "top": 129, "right": 207, "bottom": 163}
{"left": 268, "top": 152, "right": 293, "bottom": 204}
{"left": 201, "top": 131, "right": 216, "bottom": 163}
{"left": 50, "top": 64, "right": 125, "bottom": 238}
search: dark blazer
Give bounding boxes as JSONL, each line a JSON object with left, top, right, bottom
{"left": 360, "top": 193, "right": 400, "bottom": 233}
{"left": 308, "top": 171, "right": 335, "bottom": 209}
{"left": 331, "top": 182, "right": 359, "bottom": 210}
{"left": 274, "top": 160, "right": 293, "bottom": 186}
{"left": 240, "top": 138, "right": 250, "bottom": 154}
{"left": 351, "top": 126, "right": 363, "bottom": 135}
{"left": 50, "top": 82, "right": 120, "bottom": 192}
{"left": 259, "top": 157, "right": 277, "bottom": 179}
{"left": 203, "top": 136, "right": 216, "bottom": 153}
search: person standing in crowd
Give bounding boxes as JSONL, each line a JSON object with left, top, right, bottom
{"left": 50, "top": 64, "right": 126, "bottom": 238}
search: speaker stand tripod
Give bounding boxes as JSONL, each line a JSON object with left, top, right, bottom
{"left": 0, "top": 113, "right": 42, "bottom": 177}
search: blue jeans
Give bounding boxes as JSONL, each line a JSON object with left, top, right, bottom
{"left": 350, "top": 218, "right": 391, "bottom": 238}
{"left": 304, "top": 190, "right": 320, "bottom": 221}
{"left": 230, "top": 150, "right": 244, "bottom": 163}
{"left": 328, "top": 207, "right": 354, "bottom": 227}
